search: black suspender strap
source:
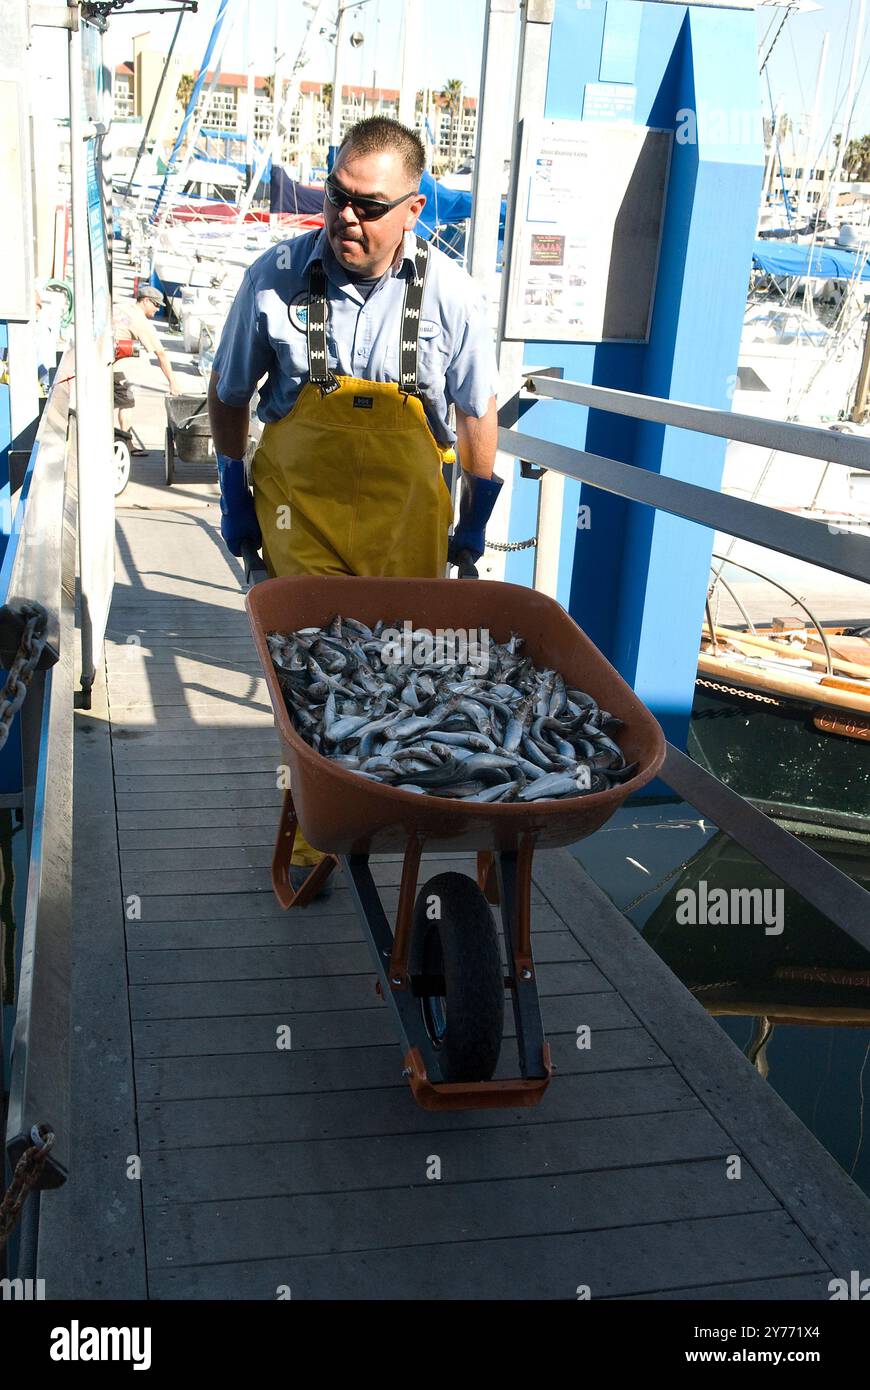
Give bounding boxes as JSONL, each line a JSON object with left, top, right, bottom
{"left": 301, "top": 234, "right": 430, "bottom": 399}
{"left": 398, "top": 235, "right": 430, "bottom": 398}
{"left": 305, "top": 261, "right": 340, "bottom": 396}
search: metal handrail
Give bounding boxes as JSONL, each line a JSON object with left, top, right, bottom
{"left": 3, "top": 346, "right": 76, "bottom": 1209}
{"left": 525, "top": 374, "right": 870, "bottom": 472}
{"left": 498, "top": 424, "right": 870, "bottom": 585}
{"left": 498, "top": 373, "right": 870, "bottom": 955}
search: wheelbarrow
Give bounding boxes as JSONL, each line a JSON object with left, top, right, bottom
{"left": 244, "top": 558, "right": 665, "bottom": 1112}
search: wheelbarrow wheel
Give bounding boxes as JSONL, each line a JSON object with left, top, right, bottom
{"left": 413, "top": 872, "right": 504, "bottom": 1083}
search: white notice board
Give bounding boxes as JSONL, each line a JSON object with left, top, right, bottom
{"left": 504, "top": 118, "right": 673, "bottom": 344}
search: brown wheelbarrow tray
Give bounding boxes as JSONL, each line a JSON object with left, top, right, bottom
{"left": 246, "top": 575, "right": 665, "bottom": 1112}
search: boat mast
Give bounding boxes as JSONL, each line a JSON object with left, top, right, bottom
{"left": 826, "top": 0, "right": 867, "bottom": 223}
{"left": 329, "top": 3, "right": 348, "bottom": 156}
{"left": 797, "top": 30, "right": 829, "bottom": 220}
{"left": 851, "top": 317, "right": 870, "bottom": 422}
{"left": 398, "top": 0, "right": 420, "bottom": 128}
{"left": 245, "top": 0, "right": 255, "bottom": 186}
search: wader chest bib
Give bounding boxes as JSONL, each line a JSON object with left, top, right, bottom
{"left": 251, "top": 235, "right": 454, "bottom": 580}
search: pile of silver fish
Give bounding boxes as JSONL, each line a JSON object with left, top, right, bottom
{"left": 266, "top": 616, "right": 637, "bottom": 803}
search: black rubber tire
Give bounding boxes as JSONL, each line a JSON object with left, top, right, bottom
{"left": 412, "top": 871, "right": 504, "bottom": 1082}
{"left": 164, "top": 426, "right": 175, "bottom": 485}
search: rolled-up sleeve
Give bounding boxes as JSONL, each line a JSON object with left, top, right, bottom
{"left": 212, "top": 269, "right": 274, "bottom": 407}
{"left": 444, "top": 285, "right": 499, "bottom": 419}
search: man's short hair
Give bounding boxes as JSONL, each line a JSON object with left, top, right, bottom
{"left": 338, "top": 116, "right": 425, "bottom": 186}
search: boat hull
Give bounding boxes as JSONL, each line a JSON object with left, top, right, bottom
{"left": 689, "top": 679, "right": 870, "bottom": 838}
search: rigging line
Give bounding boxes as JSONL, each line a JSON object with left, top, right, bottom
{"left": 758, "top": 7, "right": 781, "bottom": 62}
{"left": 810, "top": 1030, "right": 834, "bottom": 1139}
{"left": 765, "top": 66, "right": 794, "bottom": 227}
{"left": 760, "top": 5, "right": 792, "bottom": 74}
{"left": 806, "top": 9, "right": 868, "bottom": 209}
{"left": 849, "top": 1034, "right": 870, "bottom": 1177}
{"left": 786, "top": 21, "right": 808, "bottom": 118}
{"left": 708, "top": 571, "right": 757, "bottom": 634}
{"left": 786, "top": 43, "right": 870, "bottom": 386}
{"left": 837, "top": 7, "right": 870, "bottom": 173}
{"left": 707, "top": 554, "right": 836, "bottom": 675}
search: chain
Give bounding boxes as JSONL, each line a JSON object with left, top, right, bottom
{"left": 486, "top": 537, "right": 538, "bottom": 552}
{"left": 0, "top": 605, "right": 48, "bottom": 753}
{"left": 695, "top": 677, "right": 781, "bottom": 707}
{"left": 0, "top": 1125, "right": 55, "bottom": 1251}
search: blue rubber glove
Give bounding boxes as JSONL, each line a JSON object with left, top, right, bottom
{"left": 447, "top": 470, "right": 504, "bottom": 566}
{"left": 217, "top": 453, "right": 262, "bottom": 558}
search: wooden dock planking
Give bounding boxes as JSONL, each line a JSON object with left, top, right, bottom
{"left": 50, "top": 500, "right": 870, "bottom": 1302}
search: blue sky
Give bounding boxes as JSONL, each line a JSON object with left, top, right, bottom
{"left": 106, "top": 0, "right": 487, "bottom": 95}
{"left": 104, "top": 0, "right": 870, "bottom": 147}
{"left": 762, "top": 0, "right": 870, "bottom": 153}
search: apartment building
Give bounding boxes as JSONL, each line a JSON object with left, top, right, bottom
{"left": 112, "top": 53, "right": 479, "bottom": 175}
{"left": 113, "top": 62, "right": 135, "bottom": 119}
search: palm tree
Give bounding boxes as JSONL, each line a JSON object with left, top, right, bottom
{"left": 176, "top": 72, "right": 196, "bottom": 113}
{"left": 441, "top": 78, "right": 463, "bottom": 171}
{"left": 844, "top": 134, "right": 870, "bottom": 181}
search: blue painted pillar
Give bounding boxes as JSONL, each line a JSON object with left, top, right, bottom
{"left": 506, "top": 1, "right": 763, "bottom": 748}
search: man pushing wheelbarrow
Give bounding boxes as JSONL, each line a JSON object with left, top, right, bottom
{"left": 208, "top": 116, "right": 503, "bottom": 899}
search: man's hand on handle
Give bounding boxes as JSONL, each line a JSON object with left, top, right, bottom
{"left": 450, "top": 396, "right": 501, "bottom": 569}
{"left": 447, "top": 470, "right": 504, "bottom": 567}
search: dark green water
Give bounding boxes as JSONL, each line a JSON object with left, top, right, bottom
{"left": 570, "top": 800, "right": 870, "bottom": 1199}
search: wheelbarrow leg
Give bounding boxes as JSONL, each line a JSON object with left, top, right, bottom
{"left": 272, "top": 789, "right": 338, "bottom": 909}
{"left": 494, "top": 833, "right": 549, "bottom": 1079}
{"left": 476, "top": 851, "right": 500, "bottom": 904}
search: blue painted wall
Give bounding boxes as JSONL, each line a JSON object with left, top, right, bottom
{"left": 505, "top": 0, "right": 764, "bottom": 748}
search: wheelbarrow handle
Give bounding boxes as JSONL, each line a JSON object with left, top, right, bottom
{"left": 456, "top": 548, "right": 479, "bottom": 580}
{"left": 240, "top": 539, "right": 268, "bottom": 586}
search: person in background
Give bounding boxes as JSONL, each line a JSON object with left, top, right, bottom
{"left": 113, "top": 284, "right": 181, "bottom": 438}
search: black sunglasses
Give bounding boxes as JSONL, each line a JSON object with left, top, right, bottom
{"left": 324, "top": 176, "right": 417, "bottom": 221}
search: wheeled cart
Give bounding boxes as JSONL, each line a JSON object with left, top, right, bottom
{"left": 246, "top": 574, "right": 665, "bottom": 1112}
{"left": 164, "top": 392, "right": 213, "bottom": 485}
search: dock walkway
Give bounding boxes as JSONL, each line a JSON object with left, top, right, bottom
{"left": 39, "top": 500, "right": 870, "bottom": 1302}
{"left": 38, "top": 275, "right": 870, "bottom": 1301}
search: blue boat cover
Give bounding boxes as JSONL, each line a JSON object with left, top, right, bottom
{"left": 416, "top": 170, "right": 473, "bottom": 237}
{"left": 269, "top": 166, "right": 326, "bottom": 215}
{"left": 751, "top": 240, "right": 870, "bottom": 281}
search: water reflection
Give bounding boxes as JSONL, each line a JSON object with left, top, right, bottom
{"left": 572, "top": 804, "right": 870, "bottom": 1197}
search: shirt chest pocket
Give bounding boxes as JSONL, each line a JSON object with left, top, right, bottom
{"left": 272, "top": 332, "right": 317, "bottom": 387}
{"left": 415, "top": 320, "right": 450, "bottom": 381}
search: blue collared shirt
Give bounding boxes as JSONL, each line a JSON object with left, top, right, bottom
{"left": 212, "top": 227, "right": 499, "bottom": 445}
